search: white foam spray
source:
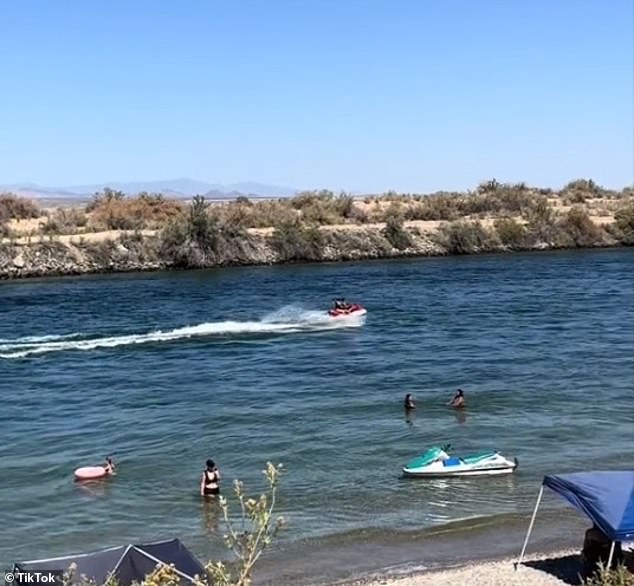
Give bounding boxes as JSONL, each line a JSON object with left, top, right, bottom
{"left": 0, "top": 305, "right": 366, "bottom": 359}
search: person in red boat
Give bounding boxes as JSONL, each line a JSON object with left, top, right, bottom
{"left": 333, "top": 298, "right": 352, "bottom": 311}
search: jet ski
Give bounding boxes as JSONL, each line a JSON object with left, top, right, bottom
{"left": 328, "top": 303, "right": 367, "bottom": 319}
{"left": 402, "top": 445, "right": 518, "bottom": 478}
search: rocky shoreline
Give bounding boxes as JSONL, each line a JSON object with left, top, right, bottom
{"left": 0, "top": 225, "right": 624, "bottom": 280}
{"left": 2, "top": 182, "right": 632, "bottom": 280}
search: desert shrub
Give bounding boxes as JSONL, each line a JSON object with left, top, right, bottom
{"left": 159, "top": 196, "right": 221, "bottom": 267}
{"left": 494, "top": 217, "right": 528, "bottom": 249}
{"left": 347, "top": 204, "right": 369, "bottom": 223}
{"left": 119, "top": 230, "right": 145, "bottom": 248}
{"left": 335, "top": 194, "right": 355, "bottom": 219}
{"left": 269, "top": 219, "right": 324, "bottom": 261}
{"left": 88, "top": 191, "right": 183, "bottom": 230}
{"left": 83, "top": 239, "right": 120, "bottom": 265}
{"left": 85, "top": 187, "right": 125, "bottom": 212}
{"left": 434, "top": 220, "right": 499, "bottom": 254}
{"left": 241, "top": 200, "right": 297, "bottom": 228}
{"left": 160, "top": 220, "right": 190, "bottom": 264}
{"left": 290, "top": 190, "right": 334, "bottom": 210}
{"left": 384, "top": 200, "right": 404, "bottom": 217}
{"left": 524, "top": 197, "right": 560, "bottom": 245}
{"left": 565, "top": 190, "right": 587, "bottom": 204}
{"left": 300, "top": 200, "right": 341, "bottom": 225}
{"left": 159, "top": 196, "right": 253, "bottom": 267}
{"left": 211, "top": 201, "right": 252, "bottom": 230}
{"left": 41, "top": 208, "right": 88, "bottom": 235}
{"left": 583, "top": 563, "right": 634, "bottom": 586}
{"left": 609, "top": 203, "right": 634, "bottom": 245}
{"left": 561, "top": 178, "right": 605, "bottom": 200}
{"left": 1, "top": 222, "right": 14, "bottom": 238}
{"left": 476, "top": 178, "right": 502, "bottom": 194}
{"left": 557, "top": 207, "right": 606, "bottom": 247}
{"left": 415, "top": 194, "right": 462, "bottom": 221}
{"left": 617, "top": 186, "right": 634, "bottom": 200}
{"left": 89, "top": 199, "right": 144, "bottom": 231}
{"left": 285, "top": 191, "right": 355, "bottom": 225}
{"left": 0, "top": 193, "right": 40, "bottom": 222}
{"left": 459, "top": 184, "right": 538, "bottom": 217}
{"left": 134, "top": 192, "right": 184, "bottom": 225}
{"left": 404, "top": 198, "right": 448, "bottom": 221}
{"left": 188, "top": 196, "right": 220, "bottom": 249}
{"left": 382, "top": 204, "right": 412, "bottom": 250}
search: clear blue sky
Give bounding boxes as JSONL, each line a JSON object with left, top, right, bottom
{"left": 1, "top": 0, "right": 632, "bottom": 193}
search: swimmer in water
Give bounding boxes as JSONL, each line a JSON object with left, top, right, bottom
{"left": 103, "top": 456, "right": 116, "bottom": 475}
{"left": 450, "top": 389, "right": 465, "bottom": 408}
{"left": 403, "top": 393, "right": 416, "bottom": 410}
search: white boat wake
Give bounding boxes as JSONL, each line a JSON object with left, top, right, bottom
{"left": 0, "top": 305, "right": 366, "bottom": 359}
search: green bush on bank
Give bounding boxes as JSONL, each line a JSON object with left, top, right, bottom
{"left": 609, "top": 203, "right": 634, "bottom": 245}
{"left": 434, "top": 220, "right": 500, "bottom": 254}
{"left": 561, "top": 178, "right": 608, "bottom": 204}
{"left": 382, "top": 204, "right": 412, "bottom": 250}
{"left": 523, "top": 198, "right": 560, "bottom": 246}
{"left": 269, "top": 219, "right": 324, "bottom": 261}
{"left": 557, "top": 207, "right": 607, "bottom": 248}
{"left": 159, "top": 196, "right": 255, "bottom": 268}
{"left": 493, "top": 217, "right": 528, "bottom": 250}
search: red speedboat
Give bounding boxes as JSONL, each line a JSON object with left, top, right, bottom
{"left": 328, "top": 302, "right": 367, "bottom": 319}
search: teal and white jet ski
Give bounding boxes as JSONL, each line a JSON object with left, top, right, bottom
{"left": 403, "top": 445, "right": 518, "bottom": 478}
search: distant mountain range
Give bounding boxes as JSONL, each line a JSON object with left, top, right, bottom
{"left": 0, "top": 179, "right": 299, "bottom": 200}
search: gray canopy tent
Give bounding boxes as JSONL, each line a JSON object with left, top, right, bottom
{"left": 14, "top": 538, "right": 209, "bottom": 586}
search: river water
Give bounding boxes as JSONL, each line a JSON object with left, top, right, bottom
{"left": 1, "top": 248, "right": 633, "bottom": 583}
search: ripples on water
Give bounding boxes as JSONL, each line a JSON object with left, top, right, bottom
{"left": 1, "top": 249, "right": 633, "bottom": 571}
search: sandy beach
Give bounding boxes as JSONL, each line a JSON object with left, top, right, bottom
{"left": 341, "top": 549, "right": 584, "bottom": 586}
{"left": 341, "top": 545, "right": 634, "bottom": 586}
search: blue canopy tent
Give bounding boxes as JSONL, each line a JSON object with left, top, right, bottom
{"left": 516, "top": 471, "right": 634, "bottom": 568}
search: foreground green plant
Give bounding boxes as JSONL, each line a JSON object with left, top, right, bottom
{"left": 583, "top": 562, "right": 634, "bottom": 586}
{"left": 206, "top": 462, "right": 285, "bottom": 586}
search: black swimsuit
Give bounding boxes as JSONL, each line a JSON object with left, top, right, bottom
{"left": 204, "top": 470, "right": 219, "bottom": 495}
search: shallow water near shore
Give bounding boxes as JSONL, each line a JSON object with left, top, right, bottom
{"left": 1, "top": 249, "right": 633, "bottom": 582}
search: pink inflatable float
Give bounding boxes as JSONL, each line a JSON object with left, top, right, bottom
{"left": 74, "top": 466, "right": 108, "bottom": 481}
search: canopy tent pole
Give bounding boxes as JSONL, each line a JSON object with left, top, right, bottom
{"left": 515, "top": 485, "right": 544, "bottom": 570}
{"left": 606, "top": 540, "right": 616, "bottom": 570}
{"left": 133, "top": 547, "right": 200, "bottom": 583}
{"left": 109, "top": 544, "right": 133, "bottom": 583}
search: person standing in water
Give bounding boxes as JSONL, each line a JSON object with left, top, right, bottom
{"left": 450, "top": 389, "right": 465, "bottom": 408}
{"left": 403, "top": 393, "right": 416, "bottom": 410}
{"left": 200, "top": 459, "right": 221, "bottom": 496}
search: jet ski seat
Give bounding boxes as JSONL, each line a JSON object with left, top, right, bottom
{"left": 443, "top": 457, "right": 461, "bottom": 467}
